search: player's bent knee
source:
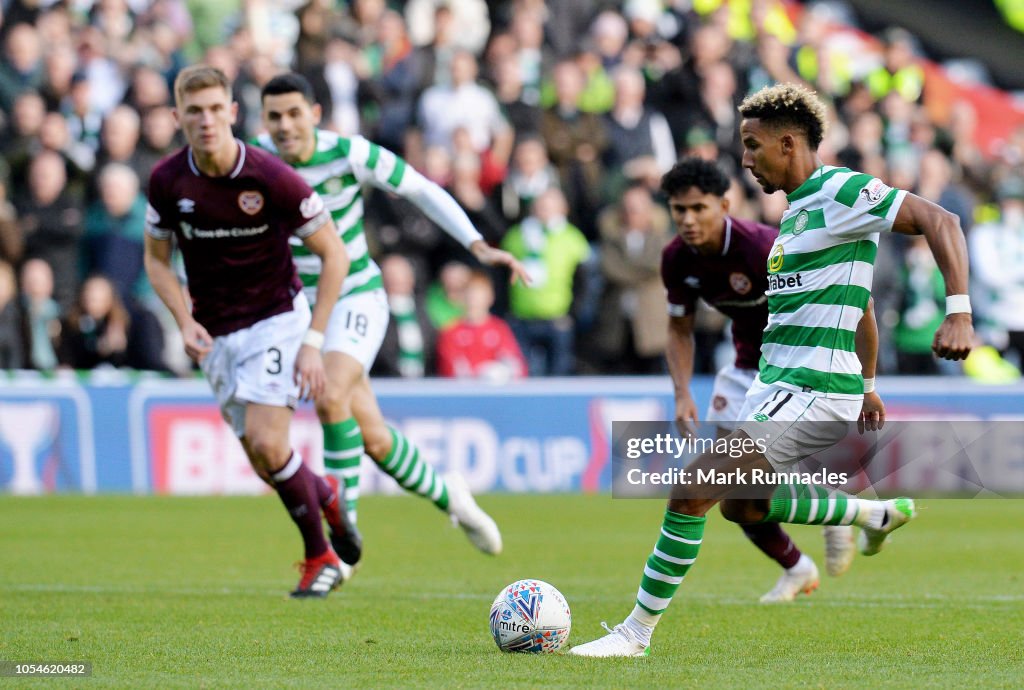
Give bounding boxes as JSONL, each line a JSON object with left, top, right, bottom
{"left": 362, "top": 426, "right": 392, "bottom": 461}
{"left": 244, "top": 430, "right": 291, "bottom": 470}
{"left": 720, "top": 499, "right": 764, "bottom": 524}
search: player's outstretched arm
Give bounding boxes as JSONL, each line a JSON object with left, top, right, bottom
{"left": 890, "top": 194, "right": 973, "bottom": 361}
{"left": 369, "top": 153, "right": 532, "bottom": 285}
{"left": 667, "top": 314, "right": 699, "bottom": 436}
{"left": 144, "top": 234, "right": 211, "bottom": 363}
{"left": 295, "top": 222, "right": 349, "bottom": 400}
{"left": 856, "top": 297, "right": 884, "bottom": 432}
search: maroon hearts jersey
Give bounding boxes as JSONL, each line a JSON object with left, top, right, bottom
{"left": 661, "top": 216, "right": 779, "bottom": 370}
{"left": 146, "top": 141, "right": 330, "bottom": 336}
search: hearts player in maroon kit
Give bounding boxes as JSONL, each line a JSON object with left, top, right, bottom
{"left": 658, "top": 157, "right": 884, "bottom": 602}
{"left": 144, "top": 65, "right": 357, "bottom": 598}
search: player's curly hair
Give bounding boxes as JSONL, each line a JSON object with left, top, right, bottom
{"left": 738, "top": 83, "right": 828, "bottom": 150}
{"left": 660, "top": 157, "right": 731, "bottom": 198}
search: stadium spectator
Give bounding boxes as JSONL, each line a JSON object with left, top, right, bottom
{"left": 489, "top": 52, "right": 543, "bottom": 139}
{"left": 414, "top": 49, "right": 513, "bottom": 174}
{"left": 500, "top": 135, "right": 559, "bottom": 225}
{"left": 405, "top": 0, "right": 490, "bottom": 56}
{"left": 60, "top": 273, "right": 132, "bottom": 369}
{"left": 74, "top": 25, "right": 125, "bottom": 114}
{"left": 83, "top": 163, "right": 148, "bottom": 301}
{"left": 62, "top": 72, "right": 104, "bottom": 155}
{"left": 362, "top": 12, "right": 417, "bottom": 151}
{"left": 17, "top": 150, "right": 84, "bottom": 310}
{"left": 449, "top": 152, "right": 506, "bottom": 245}
{"left": 436, "top": 270, "right": 526, "bottom": 381}
{"left": 541, "top": 59, "right": 608, "bottom": 240}
{"left": 40, "top": 42, "right": 77, "bottom": 112}
{"left": 602, "top": 66, "right": 676, "bottom": 194}
{"left": 593, "top": 183, "right": 671, "bottom": 374}
{"left": 0, "top": 23, "right": 44, "bottom": 112}
{"left": 59, "top": 273, "right": 167, "bottom": 371}
{"left": 0, "top": 181, "right": 22, "bottom": 264}
{"left": 426, "top": 260, "right": 470, "bottom": 331}
{"left": 135, "top": 105, "right": 180, "bottom": 185}
{"left": 969, "top": 176, "right": 1024, "bottom": 366}
{"left": 501, "top": 187, "right": 591, "bottom": 376}
{"left": 123, "top": 64, "right": 172, "bottom": 114}
{"left": 94, "top": 105, "right": 147, "bottom": 196}
{"left": 866, "top": 27, "right": 925, "bottom": 104}
{"left": 375, "top": 253, "right": 434, "bottom": 379}
{"left": 3, "top": 89, "right": 47, "bottom": 201}
{"left": 0, "top": 260, "right": 25, "bottom": 369}
{"left": 916, "top": 148, "right": 975, "bottom": 234}
{"left": 38, "top": 111, "right": 95, "bottom": 201}
{"left": 893, "top": 235, "right": 948, "bottom": 375}
{"left": 19, "top": 258, "right": 61, "bottom": 371}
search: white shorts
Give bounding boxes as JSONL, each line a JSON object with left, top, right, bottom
{"left": 200, "top": 293, "right": 311, "bottom": 437}
{"left": 323, "top": 288, "right": 389, "bottom": 371}
{"left": 705, "top": 365, "right": 758, "bottom": 430}
{"left": 737, "top": 376, "right": 862, "bottom": 470}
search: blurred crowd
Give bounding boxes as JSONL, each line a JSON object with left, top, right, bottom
{"left": 0, "top": 0, "right": 1022, "bottom": 381}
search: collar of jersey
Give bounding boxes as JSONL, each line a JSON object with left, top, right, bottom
{"left": 786, "top": 165, "right": 827, "bottom": 203}
{"left": 188, "top": 139, "right": 246, "bottom": 178}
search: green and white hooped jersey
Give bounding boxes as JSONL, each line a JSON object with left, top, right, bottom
{"left": 255, "top": 131, "right": 405, "bottom": 303}
{"left": 761, "top": 166, "right": 906, "bottom": 398}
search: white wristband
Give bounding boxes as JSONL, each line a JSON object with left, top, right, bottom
{"left": 945, "top": 294, "right": 972, "bottom": 315}
{"left": 302, "top": 329, "right": 325, "bottom": 350}
{"left": 863, "top": 377, "right": 875, "bottom": 394}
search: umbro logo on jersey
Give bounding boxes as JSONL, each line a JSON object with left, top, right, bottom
{"left": 684, "top": 276, "right": 701, "bottom": 288}
{"left": 177, "top": 198, "right": 195, "bottom": 213}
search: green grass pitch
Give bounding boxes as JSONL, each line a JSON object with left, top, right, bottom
{"left": 1, "top": 495, "right": 1021, "bottom": 688}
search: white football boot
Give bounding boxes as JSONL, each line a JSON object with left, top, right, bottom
{"left": 569, "top": 622, "right": 650, "bottom": 658}
{"left": 444, "top": 472, "right": 503, "bottom": 555}
{"left": 759, "top": 554, "right": 820, "bottom": 603}
{"left": 823, "top": 525, "right": 856, "bottom": 576}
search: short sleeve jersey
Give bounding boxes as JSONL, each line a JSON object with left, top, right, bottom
{"left": 145, "top": 142, "right": 330, "bottom": 336}
{"left": 761, "top": 166, "right": 906, "bottom": 397}
{"left": 661, "top": 216, "right": 778, "bottom": 370}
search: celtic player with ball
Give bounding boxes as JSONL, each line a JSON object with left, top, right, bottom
{"left": 656, "top": 156, "right": 885, "bottom": 604}
{"left": 572, "top": 83, "right": 973, "bottom": 657}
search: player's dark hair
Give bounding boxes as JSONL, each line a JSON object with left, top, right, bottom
{"left": 261, "top": 72, "right": 316, "bottom": 104}
{"left": 660, "top": 157, "right": 731, "bottom": 198}
{"left": 738, "top": 83, "right": 828, "bottom": 150}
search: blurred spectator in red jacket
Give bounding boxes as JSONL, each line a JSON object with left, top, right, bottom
{"left": 437, "top": 270, "right": 526, "bottom": 381}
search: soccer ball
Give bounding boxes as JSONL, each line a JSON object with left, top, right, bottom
{"left": 488, "top": 579, "right": 571, "bottom": 653}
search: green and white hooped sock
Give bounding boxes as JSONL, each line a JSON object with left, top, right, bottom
{"left": 322, "top": 417, "right": 364, "bottom": 524}
{"left": 763, "top": 484, "right": 884, "bottom": 528}
{"left": 628, "top": 510, "right": 706, "bottom": 640}
{"left": 378, "top": 427, "right": 449, "bottom": 511}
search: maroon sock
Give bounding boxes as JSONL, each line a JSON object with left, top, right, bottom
{"left": 312, "top": 473, "right": 333, "bottom": 508}
{"left": 272, "top": 453, "right": 330, "bottom": 559}
{"left": 741, "top": 522, "right": 801, "bottom": 570}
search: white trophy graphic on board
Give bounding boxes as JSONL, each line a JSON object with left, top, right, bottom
{"left": 0, "top": 402, "right": 60, "bottom": 494}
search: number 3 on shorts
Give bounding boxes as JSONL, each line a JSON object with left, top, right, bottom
{"left": 265, "top": 346, "right": 282, "bottom": 375}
